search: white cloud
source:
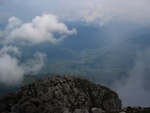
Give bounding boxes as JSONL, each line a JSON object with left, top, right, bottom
{"left": 78, "top": 0, "right": 150, "bottom": 26}
{"left": 6, "top": 17, "right": 22, "bottom": 30}
{"left": 0, "top": 45, "right": 21, "bottom": 56}
{"left": 80, "top": 2, "right": 112, "bottom": 26}
{"left": 113, "top": 48, "right": 150, "bottom": 107}
{"left": 22, "top": 52, "right": 46, "bottom": 75}
{"left": 0, "top": 46, "right": 23, "bottom": 85}
{"left": 2, "top": 14, "right": 76, "bottom": 45}
{"left": 0, "top": 13, "right": 76, "bottom": 86}
{"left": 0, "top": 46, "right": 46, "bottom": 86}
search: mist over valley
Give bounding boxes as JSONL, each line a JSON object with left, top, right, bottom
{"left": 0, "top": 0, "right": 150, "bottom": 108}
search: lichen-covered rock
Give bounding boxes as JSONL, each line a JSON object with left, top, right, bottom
{"left": 0, "top": 75, "right": 122, "bottom": 113}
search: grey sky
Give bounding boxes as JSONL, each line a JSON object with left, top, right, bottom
{"left": 0, "top": 0, "right": 150, "bottom": 26}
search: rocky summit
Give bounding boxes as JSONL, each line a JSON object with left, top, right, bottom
{"left": 0, "top": 75, "right": 121, "bottom": 113}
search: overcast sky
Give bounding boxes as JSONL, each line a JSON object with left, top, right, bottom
{"left": 0, "top": 0, "right": 150, "bottom": 26}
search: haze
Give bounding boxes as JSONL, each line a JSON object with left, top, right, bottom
{"left": 0, "top": 0, "right": 150, "bottom": 107}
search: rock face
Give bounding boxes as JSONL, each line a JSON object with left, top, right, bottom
{"left": 120, "top": 106, "right": 150, "bottom": 113}
{"left": 0, "top": 75, "right": 121, "bottom": 113}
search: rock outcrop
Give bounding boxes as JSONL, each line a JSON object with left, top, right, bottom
{"left": 119, "top": 106, "right": 150, "bottom": 113}
{"left": 0, "top": 75, "right": 122, "bottom": 113}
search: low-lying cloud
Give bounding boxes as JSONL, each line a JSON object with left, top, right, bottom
{"left": 0, "top": 13, "right": 76, "bottom": 85}
{"left": 22, "top": 52, "right": 46, "bottom": 75}
{"left": 0, "top": 46, "right": 24, "bottom": 85}
{"left": 1, "top": 14, "right": 76, "bottom": 45}
{"left": 113, "top": 48, "right": 150, "bottom": 107}
{"left": 0, "top": 46, "right": 46, "bottom": 86}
